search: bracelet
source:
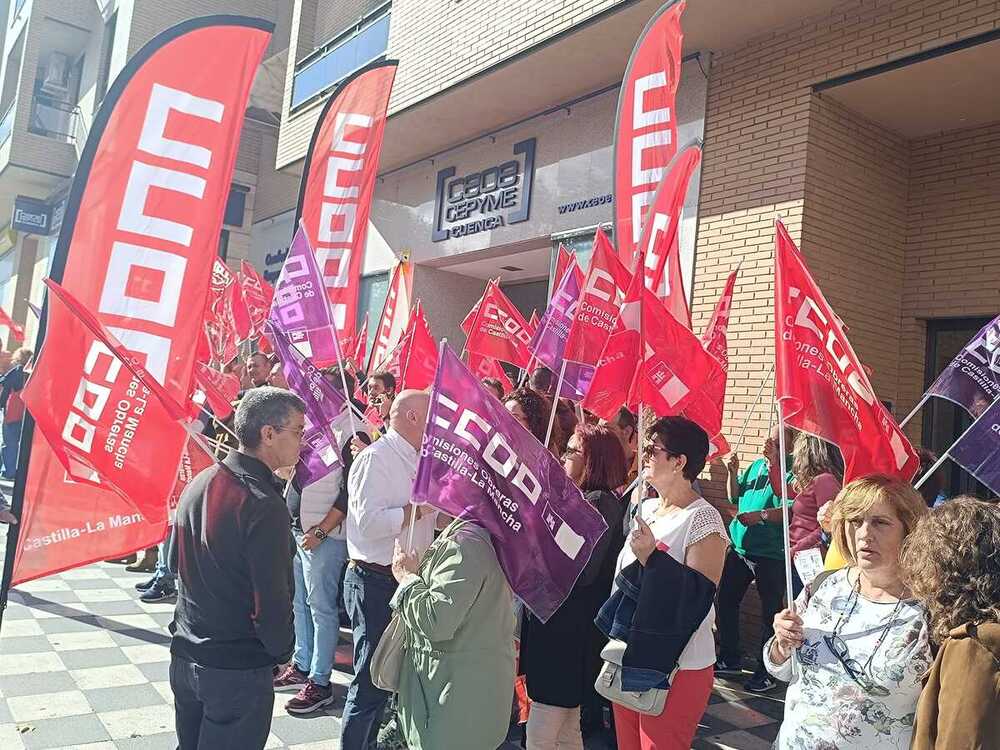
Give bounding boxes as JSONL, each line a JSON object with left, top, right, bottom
{"left": 312, "top": 527, "right": 327, "bottom": 540}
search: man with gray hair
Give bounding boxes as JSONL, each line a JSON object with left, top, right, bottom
{"left": 169, "top": 386, "right": 304, "bottom": 750}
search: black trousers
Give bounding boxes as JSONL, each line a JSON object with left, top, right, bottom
{"left": 170, "top": 655, "right": 274, "bottom": 750}
{"left": 716, "top": 549, "right": 787, "bottom": 673}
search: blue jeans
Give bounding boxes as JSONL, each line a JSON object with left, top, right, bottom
{"left": 1, "top": 419, "right": 21, "bottom": 479}
{"left": 340, "top": 562, "right": 397, "bottom": 750}
{"left": 292, "top": 530, "right": 348, "bottom": 687}
{"left": 152, "top": 540, "right": 175, "bottom": 588}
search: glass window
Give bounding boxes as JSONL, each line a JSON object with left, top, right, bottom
{"left": 218, "top": 230, "right": 229, "bottom": 262}
{"left": 224, "top": 184, "right": 249, "bottom": 227}
{"left": 94, "top": 11, "right": 117, "bottom": 109}
{"left": 291, "top": 6, "right": 390, "bottom": 110}
{"left": 357, "top": 271, "right": 388, "bottom": 370}
{"left": 549, "top": 225, "right": 614, "bottom": 294}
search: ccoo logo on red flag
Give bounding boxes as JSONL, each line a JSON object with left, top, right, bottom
{"left": 774, "top": 221, "right": 918, "bottom": 482}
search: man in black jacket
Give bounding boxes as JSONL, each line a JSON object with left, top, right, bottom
{"left": 169, "top": 386, "right": 304, "bottom": 750}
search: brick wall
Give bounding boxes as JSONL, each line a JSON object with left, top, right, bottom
{"left": 802, "top": 95, "right": 910, "bottom": 406}
{"left": 899, "top": 122, "right": 1000, "bottom": 440}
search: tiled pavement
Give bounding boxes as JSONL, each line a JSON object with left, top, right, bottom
{"left": 0, "top": 556, "right": 784, "bottom": 749}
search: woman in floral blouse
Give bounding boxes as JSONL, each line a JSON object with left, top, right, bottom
{"left": 764, "top": 475, "right": 931, "bottom": 750}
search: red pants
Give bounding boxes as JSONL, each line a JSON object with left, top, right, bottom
{"left": 612, "top": 666, "right": 714, "bottom": 750}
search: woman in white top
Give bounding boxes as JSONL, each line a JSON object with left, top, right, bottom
{"left": 615, "top": 416, "right": 728, "bottom": 750}
{"left": 765, "top": 475, "right": 932, "bottom": 750}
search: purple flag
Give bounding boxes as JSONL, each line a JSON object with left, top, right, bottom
{"left": 269, "top": 223, "right": 340, "bottom": 367}
{"left": 950, "top": 396, "right": 1000, "bottom": 495}
{"left": 926, "top": 315, "right": 1000, "bottom": 418}
{"left": 414, "top": 345, "right": 609, "bottom": 622}
{"left": 268, "top": 321, "right": 346, "bottom": 488}
{"left": 529, "top": 260, "right": 594, "bottom": 400}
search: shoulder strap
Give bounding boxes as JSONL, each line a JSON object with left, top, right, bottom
{"left": 802, "top": 568, "right": 837, "bottom": 606}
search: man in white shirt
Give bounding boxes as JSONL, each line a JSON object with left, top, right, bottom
{"left": 340, "top": 390, "right": 436, "bottom": 750}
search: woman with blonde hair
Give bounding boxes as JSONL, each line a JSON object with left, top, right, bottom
{"left": 902, "top": 497, "right": 1000, "bottom": 749}
{"left": 765, "top": 475, "right": 932, "bottom": 749}
{"left": 768, "top": 432, "right": 842, "bottom": 594}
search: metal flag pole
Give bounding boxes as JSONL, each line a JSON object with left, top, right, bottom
{"left": 543, "top": 359, "right": 568, "bottom": 449}
{"left": 913, "top": 394, "right": 1000, "bottom": 490}
{"left": 328, "top": 321, "right": 358, "bottom": 439}
{"left": 898, "top": 394, "right": 929, "bottom": 430}
{"left": 775, "top": 399, "right": 798, "bottom": 677}
{"left": 732, "top": 363, "right": 775, "bottom": 454}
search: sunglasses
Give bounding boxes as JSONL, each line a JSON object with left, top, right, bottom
{"left": 641, "top": 442, "right": 670, "bottom": 460}
{"left": 824, "top": 634, "right": 891, "bottom": 697}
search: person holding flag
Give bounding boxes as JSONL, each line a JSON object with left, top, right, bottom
{"left": 764, "top": 476, "right": 931, "bottom": 750}
{"left": 0, "top": 347, "right": 32, "bottom": 479}
{"left": 341, "top": 390, "right": 438, "bottom": 750}
{"left": 611, "top": 416, "right": 727, "bottom": 750}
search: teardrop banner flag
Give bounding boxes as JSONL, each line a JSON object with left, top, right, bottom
{"left": 613, "top": 0, "right": 685, "bottom": 268}
{"left": 3, "top": 16, "right": 272, "bottom": 593}
{"left": 296, "top": 60, "right": 397, "bottom": 348}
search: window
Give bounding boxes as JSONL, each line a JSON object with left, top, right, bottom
{"left": 357, "top": 271, "right": 389, "bottom": 370}
{"left": 218, "top": 230, "right": 229, "bottom": 262}
{"left": 1, "top": 30, "right": 25, "bottom": 115}
{"left": 291, "top": 3, "right": 390, "bottom": 110}
{"left": 94, "top": 11, "right": 117, "bottom": 109}
{"left": 224, "top": 184, "right": 250, "bottom": 227}
{"left": 549, "top": 224, "right": 614, "bottom": 294}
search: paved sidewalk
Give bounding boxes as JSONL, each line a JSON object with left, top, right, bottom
{"left": 0, "top": 559, "right": 783, "bottom": 749}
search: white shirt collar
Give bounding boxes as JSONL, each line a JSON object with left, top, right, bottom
{"left": 382, "top": 427, "right": 418, "bottom": 472}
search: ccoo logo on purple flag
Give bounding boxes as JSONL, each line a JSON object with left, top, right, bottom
{"left": 414, "top": 345, "right": 608, "bottom": 622}
{"left": 529, "top": 261, "right": 594, "bottom": 400}
{"left": 950, "top": 396, "right": 1000, "bottom": 496}
{"left": 926, "top": 315, "right": 1000, "bottom": 418}
{"left": 269, "top": 223, "right": 341, "bottom": 366}
{"left": 268, "top": 320, "right": 347, "bottom": 488}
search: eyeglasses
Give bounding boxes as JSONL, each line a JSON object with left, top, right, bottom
{"left": 271, "top": 425, "right": 305, "bottom": 439}
{"left": 824, "top": 634, "right": 891, "bottom": 696}
{"left": 561, "top": 446, "right": 582, "bottom": 460}
{"left": 641, "top": 442, "right": 670, "bottom": 459}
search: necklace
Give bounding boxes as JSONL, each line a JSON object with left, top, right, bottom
{"left": 826, "top": 572, "right": 905, "bottom": 695}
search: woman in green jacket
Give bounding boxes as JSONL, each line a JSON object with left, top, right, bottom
{"left": 391, "top": 517, "right": 516, "bottom": 750}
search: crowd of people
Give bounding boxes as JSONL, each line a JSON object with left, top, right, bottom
{"left": 20, "top": 343, "right": 992, "bottom": 750}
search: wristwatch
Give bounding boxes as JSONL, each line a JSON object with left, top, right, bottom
{"left": 758, "top": 509, "right": 769, "bottom": 525}
{"left": 312, "top": 527, "right": 328, "bottom": 541}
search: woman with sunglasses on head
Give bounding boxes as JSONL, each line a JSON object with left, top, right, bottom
{"left": 521, "top": 424, "right": 627, "bottom": 749}
{"left": 613, "top": 416, "right": 728, "bottom": 750}
{"left": 765, "top": 475, "right": 932, "bottom": 750}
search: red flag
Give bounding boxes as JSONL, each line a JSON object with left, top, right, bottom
{"left": 351, "top": 311, "right": 369, "bottom": 370}
{"left": 465, "top": 281, "right": 534, "bottom": 369}
{"left": 11, "top": 17, "right": 272, "bottom": 585}
{"left": 774, "top": 221, "right": 918, "bottom": 481}
{"left": 22, "top": 280, "right": 188, "bottom": 521}
{"left": 564, "top": 229, "right": 631, "bottom": 366}
{"left": 0, "top": 307, "right": 25, "bottom": 343}
{"left": 551, "top": 244, "right": 584, "bottom": 300}
{"left": 193, "top": 362, "right": 240, "bottom": 421}
{"left": 702, "top": 265, "right": 739, "bottom": 369}
{"left": 467, "top": 352, "right": 514, "bottom": 395}
{"left": 636, "top": 144, "right": 700, "bottom": 327}
{"left": 583, "top": 269, "right": 643, "bottom": 421}
{"left": 239, "top": 259, "right": 274, "bottom": 336}
{"left": 528, "top": 310, "right": 540, "bottom": 336}
{"left": 628, "top": 280, "right": 725, "bottom": 438}
{"left": 613, "top": 0, "right": 685, "bottom": 267}
{"left": 368, "top": 257, "right": 412, "bottom": 371}
{"left": 168, "top": 436, "right": 216, "bottom": 512}
{"left": 227, "top": 277, "right": 253, "bottom": 341}
{"left": 298, "top": 60, "right": 397, "bottom": 346}
{"left": 399, "top": 302, "right": 438, "bottom": 391}
{"left": 204, "top": 260, "right": 239, "bottom": 364}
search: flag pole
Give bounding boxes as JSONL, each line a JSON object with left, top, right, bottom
{"left": 913, "top": 395, "right": 1000, "bottom": 490}
{"left": 732, "top": 363, "right": 775, "bottom": 454}
{"left": 543, "top": 360, "right": 568, "bottom": 449}
{"left": 898, "top": 394, "right": 929, "bottom": 430}
{"left": 329, "top": 322, "right": 358, "bottom": 439}
{"left": 775, "top": 399, "right": 797, "bottom": 676}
